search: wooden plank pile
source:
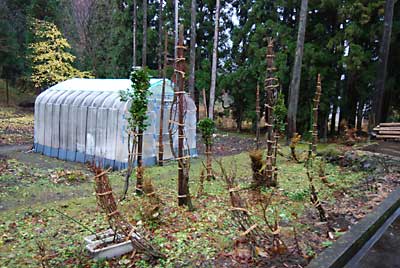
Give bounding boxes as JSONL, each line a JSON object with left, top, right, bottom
{"left": 373, "top": 123, "right": 400, "bottom": 140}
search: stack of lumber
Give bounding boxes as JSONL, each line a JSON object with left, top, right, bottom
{"left": 373, "top": 123, "right": 400, "bottom": 140}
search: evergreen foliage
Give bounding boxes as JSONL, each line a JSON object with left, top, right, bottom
{"left": 1, "top": 0, "right": 400, "bottom": 131}
{"left": 197, "top": 118, "right": 216, "bottom": 146}
{"left": 275, "top": 92, "right": 288, "bottom": 133}
{"left": 120, "top": 67, "right": 152, "bottom": 134}
{"left": 28, "top": 18, "right": 92, "bottom": 91}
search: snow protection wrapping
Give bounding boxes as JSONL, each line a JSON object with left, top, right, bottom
{"left": 33, "top": 78, "right": 197, "bottom": 170}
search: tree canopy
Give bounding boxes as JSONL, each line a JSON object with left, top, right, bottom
{"left": 1, "top": 0, "right": 399, "bottom": 133}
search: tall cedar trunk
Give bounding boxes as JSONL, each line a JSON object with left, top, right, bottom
{"left": 202, "top": 88, "right": 208, "bottom": 117}
{"left": 158, "top": 0, "right": 163, "bottom": 75}
{"left": 132, "top": 0, "right": 137, "bottom": 66}
{"left": 158, "top": 30, "right": 168, "bottom": 166}
{"left": 320, "top": 112, "right": 328, "bottom": 143}
{"left": 188, "top": 0, "right": 197, "bottom": 99}
{"left": 6, "top": 79, "right": 9, "bottom": 105}
{"left": 176, "top": 25, "right": 192, "bottom": 208}
{"left": 330, "top": 102, "right": 337, "bottom": 136}
{"left": 373, "top": 0, "right": 395, "bottom": 126}
{"left": 174, "top": 0, "right": 179, "bottom": 74}
{"left": 142, "top": 0, "right": 148, "bottom": 67}
{"left": 356, "top": 101, "right": 363, "bottom": 134}
{"left": 208, "top": 0, "right": 221, "bottom": 120}
{"left": 287, "top": 0, "right": 308, "bottom": 141}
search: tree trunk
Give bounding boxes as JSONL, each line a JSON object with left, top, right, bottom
{"left": 174, "top": 0, "right": 179, "bottom": 78}
{"left": 373, "top": 0, "right": 395, "bottom": 126}
{"left": 176, "top": 25, "right": 192, "bottom": 209}
{"left": 287, "top": 0, "right": 308, "bottom": 141}
{"left": 188, "top": 0, "right": 197, "bottom": 99}
{"left": 330, "top": 101, "right": 337, "bottom": 136}
{"left": 356, "top": 101, "right": 364, "bottom": 134}
{"left": 320, "top": 112, "right": 328, "bottom": 143}
{"left": 132, "top": 0, "right": 137, "bottom": 67}
{"left": 142, "top": 0, "right": 148, "bottom": 67}
{"left": 158, "top": 30, "right": 168, "bottom": 166}
{"left": 208, "top": 0, "right": 221, "bottom": 120}
{"left": 136, "top": 132, "right": 144, "bottom": 194}
{"left": 6, "top": 79, "right": 9, "bottom": 106}
{"left": 158, "top": 0, "right": 163, "bottom": 75}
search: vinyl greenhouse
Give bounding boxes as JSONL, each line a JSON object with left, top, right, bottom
{"left": 33, "top": 78, "right": 197, "bottom": 169}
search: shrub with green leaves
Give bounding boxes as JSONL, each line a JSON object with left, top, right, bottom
{"left": 197, "top": 118, "right": 216, "bottom": 146}
{"left": 120, "top": 68, "right": 151, "bottom": 133}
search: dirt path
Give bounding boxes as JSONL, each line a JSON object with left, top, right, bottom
{"left": 362, "top": 141, "right": 400, "bottom": 158}
{"left": 197, "top": 132, "right": 263, "bottom": 156}
{"left": 0, "top": 144, "right": 96, "bottom": 212}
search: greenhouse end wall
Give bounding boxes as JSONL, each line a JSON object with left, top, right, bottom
{"left": 33, "top": 78, "right": 197, "bottom": 170}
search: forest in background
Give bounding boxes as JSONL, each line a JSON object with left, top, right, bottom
{"left": 1, "top": 0, "right": 399, "bottom": 139}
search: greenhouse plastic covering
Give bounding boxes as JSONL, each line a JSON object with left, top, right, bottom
{"left": 34, "top": 78, "right": 197, "bottom": 169}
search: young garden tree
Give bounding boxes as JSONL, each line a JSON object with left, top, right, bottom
{"left": 169, "top": 25, "right": 193, "bottom": 209}
{"left": 120, "top": 67, "right": 151, "bottom": 198}
{"left": 305, "top": 74, "right": 327, "bottom": 222}
{"left": 264, "top": 38, "right": 279, "bottom": 187}
{"left": 29, "top": 18, "right": 92, "bottom": 92}
{"left": 197, "top": 118, "right": 216, "bottom": 180}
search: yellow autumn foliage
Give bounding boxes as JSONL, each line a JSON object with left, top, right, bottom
{"left": 29, "top": 19, "right": 93, "bottom": 90}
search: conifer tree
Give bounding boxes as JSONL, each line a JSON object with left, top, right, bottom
{"left": 29, "top": 18, "right": 92, "bottom": 91}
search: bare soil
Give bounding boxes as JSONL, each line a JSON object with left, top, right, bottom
{"left": 362, "top": 141, "right": 400, "bottom": 158}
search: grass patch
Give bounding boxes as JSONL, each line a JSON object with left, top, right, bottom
{"left": 0, "top": 148, "right": 368, "bottom": 267}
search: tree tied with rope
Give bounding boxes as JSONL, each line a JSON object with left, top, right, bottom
{"left": 305, "top": 74, "right": 328, "bottom": 223}
{"left": 197, "top": 118, "right": 216, "bottom": 180}
{"left": 168, "top": 24, "right": 193, "bottom": 209}
{"left": 257, "top": 38, "right": 280, "bottom": 188}
{"left": 120, "top": 67, "right": 151, "bottom": 199}
{"left": 92, "top": 165, "right": 164, "bottom": 259}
